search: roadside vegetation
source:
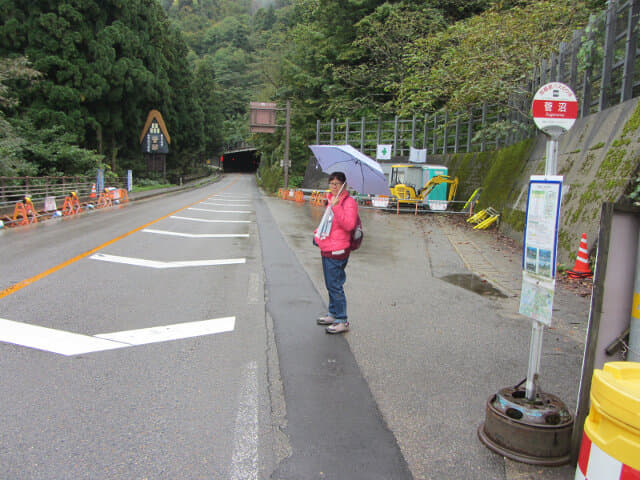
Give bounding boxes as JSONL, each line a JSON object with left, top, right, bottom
{"left": 1, "top": 0, "right": 605, "bottom": 185}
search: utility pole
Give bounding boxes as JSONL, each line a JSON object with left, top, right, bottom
{"left": 284, "top": 100, "right": 290, "bottom": 189}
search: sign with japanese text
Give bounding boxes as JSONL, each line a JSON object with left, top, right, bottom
{"left": 532, "top": 82, "right": 578, "bottom": 134}
{"left": 519, "top": 175, "right": 563, "bottom": 326}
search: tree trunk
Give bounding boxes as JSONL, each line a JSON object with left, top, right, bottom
{"left": 111, "top": 137, "right": 118, "bottom": 171}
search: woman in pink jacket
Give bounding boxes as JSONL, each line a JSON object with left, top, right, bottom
{"left": 314, "top": 171, "right": 359, "bottom": 334}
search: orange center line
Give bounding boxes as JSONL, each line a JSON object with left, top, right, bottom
{"left": 0, "top": 178, "right": 239, "bottom": 300}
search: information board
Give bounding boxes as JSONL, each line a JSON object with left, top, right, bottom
{"left": 519, "top": 175, "right": 563, "bottom": 325}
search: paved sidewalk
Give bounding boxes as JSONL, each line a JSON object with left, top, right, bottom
{"left": 264, "top": 195, "right": 590, "bottom": 480}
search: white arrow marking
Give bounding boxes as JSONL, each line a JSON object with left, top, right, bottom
{"left": 171, "top": 216, "right": 251, "bottom": 224}
{"left": 95, "top": 317, "right": 236, "bottom": 345}
{"left": 188, "top": 208, "right": 251, "bottom": 213}
{"left": 0, "top": 318, "right": 126, "bottom": 356}
{"left": 143, "top": 229, "right": 249, "bottom": 238}
{"left": 90, "top": 253, "right": 246, "bottom": 268}
{"left": 0, "top": 317, "right": 235, "bottom": 356}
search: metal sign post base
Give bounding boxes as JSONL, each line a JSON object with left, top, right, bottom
{"left": 478, "top": 385, "right": 573, "bottom": 466}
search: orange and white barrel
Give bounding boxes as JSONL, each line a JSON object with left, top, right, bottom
{"left": 575, "top": 362, "right": 640, "bottom": 480}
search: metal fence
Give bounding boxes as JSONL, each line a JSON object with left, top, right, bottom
{"left": 0, "top": 175, "right": 127, "bottom": 211}
{"left": 316, "top": 0, "right": 640, "bottom": 155}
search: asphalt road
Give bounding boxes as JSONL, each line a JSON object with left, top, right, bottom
{"left": 0, "top": 175, "right": 271, "bottom": 479}
{"left": 1, "top": 174, "right": 589, "bottom": 479}
{"left": 0, "top": 173, "right": 414, "bottom": 480}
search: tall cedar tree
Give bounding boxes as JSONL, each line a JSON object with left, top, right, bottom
{"left": 0, "top": 0, "right": 206, "bottom": 174}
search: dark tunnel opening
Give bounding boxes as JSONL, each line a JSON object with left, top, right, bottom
{"left": 221, "top": 149, "right": 260, "bottom": 173}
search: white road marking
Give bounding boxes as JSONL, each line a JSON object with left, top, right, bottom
{"left": 90, "top": 253, "right": 246, "bottom": 268}
{"left": 171, "top": 216, "right": 251, "bottom": 224}
{"left": 95, "top": 317, "right": 236, "bottom": 345}
{"left": 143, "top": 229, "right": 249, "bottom": 238}
{"left": 0, "top": 317, "right": 235, "bottom": 356}
{"left": 201, "top": 201, "right": 251, "bottom": 206}
{"left": 229, "top": 361, "right": 259, "bottom": 480}
{"left": 188, "top": 208, "right": 251, "bottom": 213}
{"left": 0, "top": 318, "right": 127, "bottom": 356}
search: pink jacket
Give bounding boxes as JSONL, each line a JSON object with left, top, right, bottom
{"left": 315, "top": 191, "right": 359, "bottom": 255}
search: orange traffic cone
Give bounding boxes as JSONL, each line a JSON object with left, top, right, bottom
{"left": 90, "top": 183, "right": 97, "bottom": 198}
{"left": 567, "top": 233, "right": 593, "bottom": 279}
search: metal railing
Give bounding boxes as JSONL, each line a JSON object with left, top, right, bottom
{"left": 316, "top": 0, "right": 640, "bottom": 156}
{"left": 0, "top": 176, "right": 127, "bottom": 212}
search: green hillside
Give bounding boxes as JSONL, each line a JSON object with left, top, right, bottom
{"left": 0, "top": 0, "right": 604, "bottom": 181}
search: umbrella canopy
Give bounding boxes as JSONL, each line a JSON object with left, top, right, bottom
{"left": 309, "top": 144, "right": 390, "bottom": 195}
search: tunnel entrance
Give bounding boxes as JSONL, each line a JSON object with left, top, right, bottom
{"left": 221, "top": 148, "right": 260, "bottom": 173}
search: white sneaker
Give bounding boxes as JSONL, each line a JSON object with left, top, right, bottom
{"left": 317, "top": 315, "right": 335, "bottom": 325}
{"left": 326, "top": 322, "right": 349, "bottom": 334}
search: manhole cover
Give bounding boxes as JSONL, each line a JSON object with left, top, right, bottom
{"left": 440, "top": 273, "right": 507, "bottom": 298}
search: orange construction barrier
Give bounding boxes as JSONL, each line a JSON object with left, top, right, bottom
{"left": 12, "top": 196, "right": 38, "bottom": 225}
{"left": 62, "top": 191, "right": 82, "bottom": 216}
{"left": 567, "top": 233, "right": 593, "bottom": 279}
{"left": 294, "top": 190, "right": 305, "bottom": 203}
{"left": 313, "top": 192, "right": 327, "bottom": 206}
{"left": 119, "top": 189, "right": 129, "bottom": 203}
{"left": 97, "top": 189, "right": 112, "bottom": 209}
{"left": 281, "top": 189, "right": 289, "bottom": 200}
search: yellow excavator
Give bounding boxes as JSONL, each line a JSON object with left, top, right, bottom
{"left": 388, "top": 164, "right": 458, "bottom": 207}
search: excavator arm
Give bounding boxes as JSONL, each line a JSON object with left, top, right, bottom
{"left": 418, "top": 175, "right": 458, "bottom": 201}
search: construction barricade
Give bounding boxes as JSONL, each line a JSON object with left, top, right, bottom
{"left": 62, "top": 191, "right": 82, "bottom": 216}
{"left": 97, "top": 189, "right": 113, "bottom": 209}
{"left": 467, "top": 207, "right": 500, "bottom": 230}
{"left": 575, "top": 362, "right": 640, "bottom": 479}
{"left": 12, "top": 196, "right": 38, "bottom": 225}
{"left": 310, "top": 191, "right": 327, "bottom": 206}
{"left": 294, "top": 190, "right": 305, "bottom": 203}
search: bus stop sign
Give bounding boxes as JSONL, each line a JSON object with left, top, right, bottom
{"left": 532, "top": 82, "right": 578, "bottom": 136}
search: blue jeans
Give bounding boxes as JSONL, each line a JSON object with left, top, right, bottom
{"left": 322, "top": 256, "right": 349, "bottom": 322}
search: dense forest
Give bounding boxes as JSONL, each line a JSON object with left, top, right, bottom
{"left": 0, "top": 0, "right": 604, "bottom": 185}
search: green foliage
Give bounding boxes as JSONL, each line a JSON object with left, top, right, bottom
{"left": 257, "top": 158, "right": 283, "bottom": 193}
{"left": 133, "top": 178, "right": 175, "bottom": 191}
{"left": 398, "top": 1, "right": 592, "bottom": 113}
{"left": 0, "top": 0, "right": 215, "bottom": 179}
{"left": 0, "top": 0, "right": 607, "bottom": 183}
{"left": 476, "top": 138, "right": 535, "bottom": 211}
{"left": 288, "top": 175, "right": 304, "bottom": 188}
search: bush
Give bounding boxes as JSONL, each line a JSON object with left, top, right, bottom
{"left": 288, "top": 175, "right": 304, "bottom": 188}
{"left": 257, "top": 162, "right": 283, "bottom": 193}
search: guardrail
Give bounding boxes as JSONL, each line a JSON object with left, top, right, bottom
{"left": 278, "top": 188, "right": 477, "bottom": 216}
{"left": 0, "top": 176, "right": 127, "bottom": 212}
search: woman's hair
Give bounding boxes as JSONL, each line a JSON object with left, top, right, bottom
{"left": 328, "top": 171, "right": 346, "bottom": 183}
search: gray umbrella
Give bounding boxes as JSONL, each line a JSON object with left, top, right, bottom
{"left": 309, "top": 145, "right": 390, "bottom": 195}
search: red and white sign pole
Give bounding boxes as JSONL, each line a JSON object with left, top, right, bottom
{"left": 532, "top": 82, "right": 578, "bottom": 176}
{"left": 525, "top": 82, "right": 579, "bottom": 401}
